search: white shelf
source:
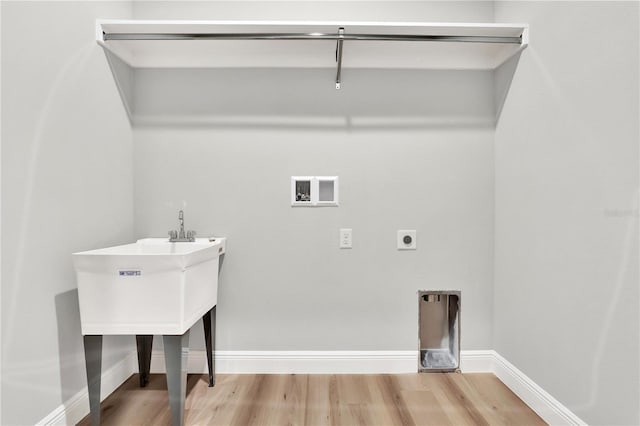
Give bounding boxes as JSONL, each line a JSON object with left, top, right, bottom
{"left": 97, "top": 20, "right": 528, "bottom": 70}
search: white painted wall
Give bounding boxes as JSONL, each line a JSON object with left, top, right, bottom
{"left": 135, "top": 125, "right": 495, "bottom": 351}
{"left": 0, "top": 4, "right": 4, "bottom": 423}
{"left": 6, "top": 1, "right": 637, "bottom": 424}
{"left": 132, "top": 0, "right": 494, "bottom": 22}
{"left": 494, "top": 2, "right": 639, "bottom": 425}
{"left": 1, "top": 2, "right": 134, "bottom": 424}
{"left": 132, "top": 1, "right": 496, "bottom": 353}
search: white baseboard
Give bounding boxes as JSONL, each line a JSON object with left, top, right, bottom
{"left": 37, "top": 351, "right": 138, "bottom": 426}
{"left": 490, "top": 351, "right": 587, "bottom": 426}
{"left": 150, "top": 350, "right": 420, "bottom": 374}
{"left": 149, "top": 349, "right": 496, "bottom": 375}
{"left": 459, "top": 349, "right": 495, "bottom": 373}
{"left": 39, "top": 349, "right": 585, "bottom": 426}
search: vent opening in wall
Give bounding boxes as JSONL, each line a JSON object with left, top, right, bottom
{"left": 291, "top": 176, "right": 339, "bottom": 206}
{"left": 418, "top": 290, "right": 461, "bottom": 372}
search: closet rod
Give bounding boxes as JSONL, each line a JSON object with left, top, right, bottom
{"left": 103, "top": 32, "right": 522, "bottom": 44}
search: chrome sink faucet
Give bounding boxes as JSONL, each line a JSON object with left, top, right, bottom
{"left": 168, "top": 210, "right": 196, "bottom": 242}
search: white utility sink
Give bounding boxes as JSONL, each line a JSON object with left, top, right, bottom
{"left": 73, "top": 237, "right": 226, "bottom": 336}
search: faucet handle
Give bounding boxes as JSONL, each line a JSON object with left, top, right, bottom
{"left": 168, "top": 230, "right": 178, "bottom": 241}
{"left": 187, "top": 230, "right": 196, "bottom": 241}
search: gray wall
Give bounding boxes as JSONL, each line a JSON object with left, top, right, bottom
{"left": 131, "top": 1, "right": 497, "bottom": 352}
{"left": 1, "top": 2, "right": 134, "bottom": 424}
{"left": 132, "top": 0, "right": 494, "bottom": 22}
{"left": 494, "top": 2, "right": 639, "bottom": 425}
{"left": 134, "top": 126, "right": 495, "bottom": 351}
{"left": 3, "top": 1, "right": 638, "bottom": 424}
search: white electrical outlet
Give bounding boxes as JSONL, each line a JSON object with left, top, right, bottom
{"left": 340, "top": 228, "right": 352, "bottom": 249}
{"left": 397, "top": 230, "right": 417, "bottom": 250}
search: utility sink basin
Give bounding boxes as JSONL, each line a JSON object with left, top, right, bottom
{"left": 73, "top": 237, "right": 226, "bottom": 336}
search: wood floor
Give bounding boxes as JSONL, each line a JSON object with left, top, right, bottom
{"left": 77, "top": 373, "right": 546, "bottom": 426}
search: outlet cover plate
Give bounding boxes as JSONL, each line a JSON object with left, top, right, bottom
{"left": 340, "top": 228, "right": 352, "bottom": 249}
{"left": 397, "top": 230, "right": 417, "bottom": 250}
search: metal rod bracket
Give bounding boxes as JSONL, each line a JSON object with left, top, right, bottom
{"left": 335, "top": 27, "right": 344, "bottom": 90}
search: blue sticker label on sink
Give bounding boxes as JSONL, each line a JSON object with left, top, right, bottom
{"left": 118, "top": 270, "right": 142, "bottom": 277}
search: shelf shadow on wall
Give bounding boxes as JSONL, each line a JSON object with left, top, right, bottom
{"left": 104, "top": 49, "right": 519, "bottom": 130}
{"left": 494, "top": 51, "right": 523, "bottom": 123}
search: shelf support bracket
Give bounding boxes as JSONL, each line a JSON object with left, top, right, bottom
{"left": 335, "top": 27, "right": 344, "bottom": 90}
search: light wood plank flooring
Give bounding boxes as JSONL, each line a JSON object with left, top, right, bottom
{"left": 77, "top": 373, "right": 546, "bottom": 425}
